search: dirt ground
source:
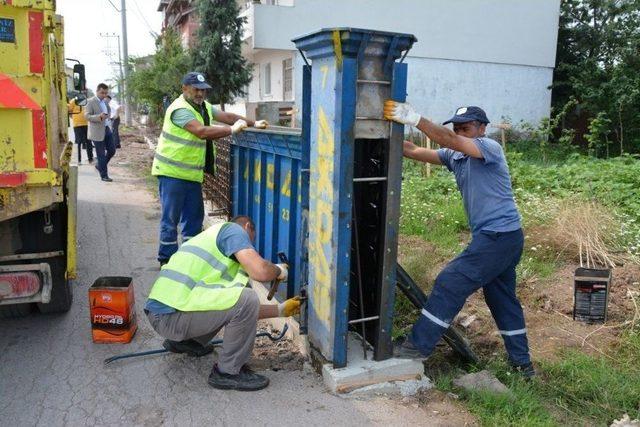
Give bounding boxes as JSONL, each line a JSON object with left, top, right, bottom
{"left": 455, "top": 263, "right": 640, "bottom": 362}
{"left": 398, "top": 235, "right": 640, "bottom": 364}
{"left": 117, "top": 126, "right": 155, "bottom": 169}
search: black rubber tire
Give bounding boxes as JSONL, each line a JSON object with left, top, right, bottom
{"left": 37, "top": 256, "right": 72, "bottom": 314}
{"left": 0, "top": 303, "right": 34, "bottom": 319}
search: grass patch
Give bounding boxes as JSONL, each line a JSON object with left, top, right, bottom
{"left": 429, "top": 333, "right": 640, "bottom": 426}
{"left": 537, "top": 346, "right": 640, "bottom": 425}
{"left": 432, "top": 361, "right": 557, "bottom": 426}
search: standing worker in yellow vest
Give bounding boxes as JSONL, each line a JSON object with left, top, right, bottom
{"left": 145, "top": 216, "right": 301, "bottom": 391}
{"left": 152, "top": 72, "right": 268, "bottom": 266}
{"left": 68, "top": 96, "right": 94, "bottom": 164}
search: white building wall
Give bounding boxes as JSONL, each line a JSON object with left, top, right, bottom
{"left": 293, "top": 54, "right": 553, "bottom": 127}
{"left": 249, "top": 0, "right": 561, "bottom": 126}
{"left": 246, "top": 49, "right": 294, "bottom": 104}
{"left": 403, "top": 57, "right": 553, "bottom": 126}
{"left": 253, "top": 0, "right": 560, "bottom": 68}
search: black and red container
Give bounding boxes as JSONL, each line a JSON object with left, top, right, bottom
{"left": 573, "top": 268, "right": 612, "bottom": 324}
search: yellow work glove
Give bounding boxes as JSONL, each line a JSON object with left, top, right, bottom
{"left": 231, "top": 119, "right": 248, "bottom": 134}
{"left": 383, "top": 100, "right": 421, "bottom": 126}
{"left": 278, "top": 296, "right": 301, "bottom": 317}
{"left": 253, "top": 119, "right": 269, "bottom": 129}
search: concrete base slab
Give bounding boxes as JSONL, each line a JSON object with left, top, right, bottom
{"left": 343, "top": 375, "right": 433, "bottom": 398}
{"left": 322, "top": 334, "right": 425, "bottom": 393}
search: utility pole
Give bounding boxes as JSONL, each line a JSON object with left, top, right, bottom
{"left": 120, "top": 0, "right": 132, "bottom": 126}
{"left": 99, "top": 32, "right": 124, "bottom": 99}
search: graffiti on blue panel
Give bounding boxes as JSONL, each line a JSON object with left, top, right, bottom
{"left": 310, "top": 106, "right": 334, "bottom": 327}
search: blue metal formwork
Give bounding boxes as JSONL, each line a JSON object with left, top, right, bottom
{"left": 231, "top": 127, "right": 304, "bottom": 299}
{"left": 294, "top": 28, "right": 416, "bottom": 367}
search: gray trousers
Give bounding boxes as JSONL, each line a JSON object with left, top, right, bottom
{"left": 146, "top": 288, "right": 259, "bottom": 375}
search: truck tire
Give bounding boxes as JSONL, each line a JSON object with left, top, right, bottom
{"left": 0, "top": 303, "right": 33, "bottom": 319}
{"left": 37, "top": 256, "right": 72, "bottom": 314}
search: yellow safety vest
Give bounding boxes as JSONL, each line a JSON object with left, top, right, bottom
{"left": 147, "top": 223, "right": 250, "bottom": 311}
{"left": 68, "top": 99, "right": 88, "bottom": 127}
{"left": 151, "top": 94, "right": 216, "bottom": 183}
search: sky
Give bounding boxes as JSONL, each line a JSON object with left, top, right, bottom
{"left": 57, "top": 0, "right": 163, "bottom": 96}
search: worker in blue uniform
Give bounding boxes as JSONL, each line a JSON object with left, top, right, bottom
{"left": 384, "top": 101, "right": 535, "bottom": 378}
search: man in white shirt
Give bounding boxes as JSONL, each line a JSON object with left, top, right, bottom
{"left": 84, "top": 83, "right": 115, "bottom": 182}
{"left": 106, "top": 95, "right": 122, "bottom": 149}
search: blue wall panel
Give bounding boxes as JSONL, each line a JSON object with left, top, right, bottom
{"left": 231, "top": 128, "right": 303, "bottom": 300}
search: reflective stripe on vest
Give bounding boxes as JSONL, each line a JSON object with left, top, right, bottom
{"left": 154, "top": 152, "right": 204, "bottom": 170}
{"left": 151, "top": 94, "right": 214, "bottom": 183}
{"left": 161, "top": 130, "right": 203, "bottom": 147}
{"left": 158, "top": 269, "right": 245, "bottom": 291}
{"left": 147, "top": 222, "right": 250, "bottom": 311}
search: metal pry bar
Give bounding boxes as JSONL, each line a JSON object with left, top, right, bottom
{"left": 104, "top": 324, "right": 289, "bottom": 365}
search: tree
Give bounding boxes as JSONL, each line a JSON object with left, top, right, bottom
{"left": 190, "top": 0, "right": 252, "bottom": 110}
{"left": 128, "top": 29, "right": 190, "bottom": 122}
{"left": 552, "top": 0, "right": 640, "bottom": 155}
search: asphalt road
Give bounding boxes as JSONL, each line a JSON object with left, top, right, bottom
{"left": 0, "top": 151, "right": 438, "bottom": 426}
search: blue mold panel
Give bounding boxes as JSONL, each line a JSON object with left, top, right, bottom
{"left": 229, "top": 28, "right": 415, "bottom": 368}
{"left": 231, "top": 128, "right": 303, "bottom": 300}
{"left": 294, "top": 28, "right": 416, "bottom": 367}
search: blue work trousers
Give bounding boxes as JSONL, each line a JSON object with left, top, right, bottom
{"left": 157, "top": 175, "right": 204, "bottom": 262}
{"left": 92, "top": 127, "right": 115, "bottom": 179}
{"left": 411, "top": 228, "right": 531, "bottom": 365}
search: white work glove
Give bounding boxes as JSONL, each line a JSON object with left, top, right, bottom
{"left": 253, "top": 119, "right": 269, "bottom": 129}
{"left": 275, "top": 263, "right": 288, "bottom": 281}
{"left": 383, "top": 100, "right": 421, "bottom": 127}
{"left": 230, "top": 119, "right": 248, "bottom": 134}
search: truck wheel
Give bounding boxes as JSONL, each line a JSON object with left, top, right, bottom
{"left": 0, "top": 303, "right": 33, "bottom": 319}
{"left": 37, "top": 257, "right": 72, "bottom": 314}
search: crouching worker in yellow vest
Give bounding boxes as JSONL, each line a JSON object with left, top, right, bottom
{"left": 145, "top": 215, "right": 300, "bottom": 391}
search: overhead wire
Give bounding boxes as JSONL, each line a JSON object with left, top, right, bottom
{"left": 131, "top": 0, "right": 159, "bottom": 38}
{"left": 105, "top": 0, "right": 120, "bottom": 12}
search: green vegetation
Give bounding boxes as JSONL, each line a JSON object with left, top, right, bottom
{"left": 127, "top": 0, "right": 251, "bottom": 120}
{"left": 553, "top": 0, "right": 640, "bottom": 155}
{"left": 127, "top": 29, "right": 190, "bottom": 122}
{"left": 431, "top": 337, "right": 640, "bottom": 426}
{"left": 190, "top": 0, "right": 252, "bottom": 109}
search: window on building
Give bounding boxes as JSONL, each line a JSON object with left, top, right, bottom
{"left": 283, "top": 58, "right": 293, "bottom": 100}
{"left": 263, "top": 62, "right": 271, "bottom": 96}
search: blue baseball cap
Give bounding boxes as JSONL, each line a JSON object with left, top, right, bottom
{"left": 443, "top": 106, "right": 490, "bottom": 125}
{"left": 182, "top": 72, "right": 212, "bottom": 89}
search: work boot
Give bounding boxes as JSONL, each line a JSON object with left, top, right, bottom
{"left": 393, "top": 336, "right": 426, "bottom": 359}
{"left": 511, "top": 361, "right": 536, "bottom": 380}
{"left": 162, "top": 339, "right": 214, "bottom": 357}
{"left": 208, "top": 364, "right": 269, "bottom": 391}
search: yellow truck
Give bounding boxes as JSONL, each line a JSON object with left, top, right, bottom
{"left": 0, "top": 0, "right": 84, "bottom": 316}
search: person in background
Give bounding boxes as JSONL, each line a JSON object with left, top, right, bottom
{"left": 106, "top": 94, "right": 122, "bottom": 149}
{"left": 84, "top": 83, "right": 115, "bottom": 182}
{"left": 68, "top": 96, "right": 93, "bottom": 164}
